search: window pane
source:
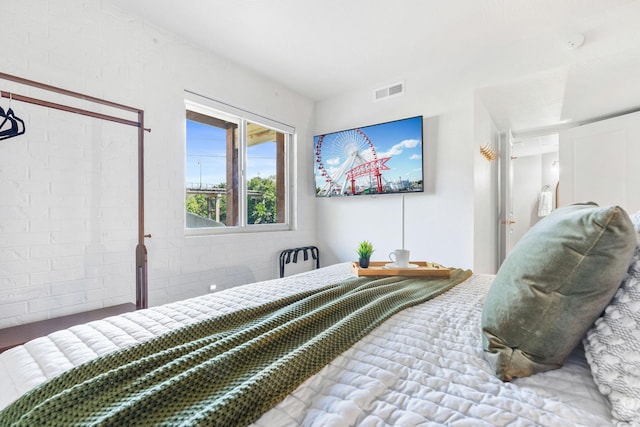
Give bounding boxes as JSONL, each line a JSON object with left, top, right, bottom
{"left": 246, "top": 122, "right": 285, "bottom": 225}
{"left": 185, "top": 110, "right": 239, "bottom": 228}
{"left": 184, "top": 98, "right": 291, "bottom": 233}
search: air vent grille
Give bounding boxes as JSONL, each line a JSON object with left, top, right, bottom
{"left": 375, "top": 88, "right": 388, "bottom": 99}
{"left": 388, "top": 83, "right": 403, "bottom": 96}
{"left": 374, "top": 81, "right": 405, "bottom": 101}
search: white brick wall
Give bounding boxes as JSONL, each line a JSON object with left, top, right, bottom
{"left": 0, "top": 0, "right": 316, "bottom": 328}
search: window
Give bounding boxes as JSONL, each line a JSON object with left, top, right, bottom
{"left": 185, "top": 95, "right": 292, "bottom": 233}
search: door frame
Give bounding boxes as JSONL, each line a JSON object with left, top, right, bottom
{"left": 498, "top": 130, "right": 514, "bottom": 265}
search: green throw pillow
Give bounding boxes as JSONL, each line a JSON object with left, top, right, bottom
{"left": 482, "top": 202, "right": 636, "bottom": 381}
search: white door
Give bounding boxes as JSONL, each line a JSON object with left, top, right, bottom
{"left": 510, "top": 155, "right": 539, "bottom": 251}
{"left": 559, "top": 111, "right": 640, "bottom": 213}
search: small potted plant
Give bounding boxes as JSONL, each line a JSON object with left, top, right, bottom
{"left": 356, "top": 240, "right": 374, "bottom": 268}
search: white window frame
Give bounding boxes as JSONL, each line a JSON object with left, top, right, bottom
{"left": 184, "top": 91, "right": 294, "bottom": 236}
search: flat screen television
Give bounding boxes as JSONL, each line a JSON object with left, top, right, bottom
{"left": 314, "top": 115, "right": 423, "bottom": 197}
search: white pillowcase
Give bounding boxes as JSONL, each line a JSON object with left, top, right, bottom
{"left": 584, "top": 211, "right": 640, "bottom": 426}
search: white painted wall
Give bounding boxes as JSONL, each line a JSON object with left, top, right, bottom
{"left": 473, "top": 97, "right": 500, "bottom": 273}
{"left": 314, "top": 86, "right": 482, "bottom": 271}
{"left": 0, "top": 1, "right": 316, "bottom": 327}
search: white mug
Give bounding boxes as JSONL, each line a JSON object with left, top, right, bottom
{"left": 389, "top": 249, "right": 410, "bottom": 268}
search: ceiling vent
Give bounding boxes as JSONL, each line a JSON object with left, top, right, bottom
{"left": 374, "top": 81, "right": 405, "bottom": 101}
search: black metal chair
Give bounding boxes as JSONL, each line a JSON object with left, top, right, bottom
{"left": 279, "top": 246, "right": 320, "bottom": 278}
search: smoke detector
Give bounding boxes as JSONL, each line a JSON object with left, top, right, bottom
{"left": 566, "top": 33, "right": 585, "bottom": 50}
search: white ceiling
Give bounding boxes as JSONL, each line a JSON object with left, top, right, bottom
{"left": 107, "top": 0, "right": 640, "bottom": 132}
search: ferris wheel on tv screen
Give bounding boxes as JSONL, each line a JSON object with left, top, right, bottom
{"left": 315, "top": 128, "right": 391, "bottom": 196}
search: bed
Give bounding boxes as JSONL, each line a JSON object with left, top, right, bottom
{"left": 0, "top": 204, "right": 639, "bottom": 426}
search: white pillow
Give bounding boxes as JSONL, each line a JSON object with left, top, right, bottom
{"left": 584, "top": 211, "right": 640, "bottom": 425}
{"left": 632, "top": 210, "right": 640, "bottom": 234}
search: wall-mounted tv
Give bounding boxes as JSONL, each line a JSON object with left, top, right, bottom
{"left": 314, "top": 116, "right": 423, "bottom": 197}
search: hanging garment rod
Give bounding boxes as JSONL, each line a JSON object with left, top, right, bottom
{"left": 0, "top": 90, "right": 149, "bottom": 130}
{"left": 0, "top": 71, "right": 150, "bottom": 310}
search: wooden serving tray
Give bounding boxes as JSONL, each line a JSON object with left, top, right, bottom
{"left": 352, "top": 261, "right": 451, "bottom": 278}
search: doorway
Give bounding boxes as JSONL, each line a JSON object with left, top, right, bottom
{"left": 500, "top": 132, "right": 559, "bottom": 263}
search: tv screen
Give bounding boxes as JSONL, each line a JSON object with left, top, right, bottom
{"left": 314, "top": 116, "right": 423, "bottom": 197}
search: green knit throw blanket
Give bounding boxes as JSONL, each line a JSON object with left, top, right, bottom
{"left": 0, "top": 269, "right": 471, "bottom": 426}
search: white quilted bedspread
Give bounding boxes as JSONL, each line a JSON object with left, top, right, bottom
{"left": 0, "top": 264, "right": 613, "bottom": 426}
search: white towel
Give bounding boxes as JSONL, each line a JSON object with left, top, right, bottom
{"left": 538, "top": 190, "right": 553, "bottom": 217}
